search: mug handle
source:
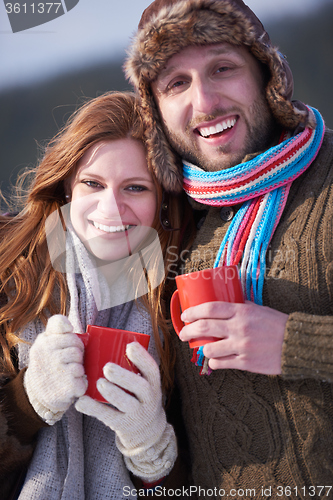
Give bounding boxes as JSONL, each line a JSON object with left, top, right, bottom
{"left": 170, "top": 291, "right": 218, "bottom": 348}
{"left": 77, "top": 331, "right": 89, "bottom": 347}
{"left": 170, "top": 290, "right": 185, "bottom": 335}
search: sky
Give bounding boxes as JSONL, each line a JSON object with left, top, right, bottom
{"left": 0, "top": 0, "right": 331, "bottom": 91}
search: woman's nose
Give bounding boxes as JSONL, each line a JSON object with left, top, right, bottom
{"left": 97, "top": 188, "right": 125, "bottom": 219}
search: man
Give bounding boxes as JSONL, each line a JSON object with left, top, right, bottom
{"left": 125, "top": 0, "right": 333, "bottom": 496}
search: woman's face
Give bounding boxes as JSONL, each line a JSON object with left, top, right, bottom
{"left": 68, "top": 139, "right": 157, "bottom": 263}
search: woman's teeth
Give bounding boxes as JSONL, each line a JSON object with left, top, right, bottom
{"left": 93, "top": 222, "right": 131, "bottom": 233}
{"left": 199, "top": 118, "right": 237, "bottom": 138}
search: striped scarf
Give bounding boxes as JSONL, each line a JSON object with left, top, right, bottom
{"left": 183, "top": 106, "right": 325, "bottom": 305}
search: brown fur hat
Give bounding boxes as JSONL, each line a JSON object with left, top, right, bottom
{"left": 125, "top": 0, "right": 311, "bottom": 193}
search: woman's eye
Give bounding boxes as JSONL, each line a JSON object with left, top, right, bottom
{"left": 82, "top": 180, "right": 101, "bottom": 188}
{"left": 127, "top": 185, "right": 147, "bottom": 192}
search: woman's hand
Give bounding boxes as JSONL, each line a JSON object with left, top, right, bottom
{"left": 75, "top": 342, "right": 177, "bottom": 482}
{"left": 24, "top": 314, "right": 88, "bottom": 425}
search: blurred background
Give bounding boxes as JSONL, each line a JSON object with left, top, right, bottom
{"left": 1, "top": 0, "right": 332, "bottom": 196}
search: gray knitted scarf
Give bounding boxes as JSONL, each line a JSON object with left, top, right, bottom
{"left": 18, "top": 228, "right": 160, "bottom": 499}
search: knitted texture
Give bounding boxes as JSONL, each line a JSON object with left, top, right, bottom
{"left": 24, "top": 315, "right": 87, "bottom": 425}
{"left": 76, "top": 342, "right": 177, "bottom": 482}
{"left": 176, "top": 130, "right": 333, "bottom": 493}
{"left": 17, "top": 229, "right": 162, "bottom": 499}
{"left": 183, "top": 107, "right": 325, "bottom": 304}
{"left": 283, "top": 312, "right": 333, "bottom": 380}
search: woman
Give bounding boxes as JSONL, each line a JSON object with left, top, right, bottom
{"left": 0, "top": 91, "right": 188, "bottom": 499}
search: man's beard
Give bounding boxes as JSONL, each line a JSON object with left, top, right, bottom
{"left": 163, "top": 97, "right": 279, "bottom": 172}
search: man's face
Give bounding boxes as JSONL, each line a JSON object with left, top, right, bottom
{"left": 152, "top": 42, "right": 278, "bottom": 171}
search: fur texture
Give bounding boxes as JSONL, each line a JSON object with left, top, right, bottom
{"left": 125, "top": 0, "right": 312, "bottom": 192}
{"left": 0, "top": 416, "right": 32, "bottom": 477}
{"left": 0, "top": 375, "right": 34, "bottom": 477}
{"left": 0, "top": 377, "right": 34, "bottom": 499}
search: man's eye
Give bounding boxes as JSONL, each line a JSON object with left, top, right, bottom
{"left": 167, "top": 79, "right": 187, "bottom": 92}
{"left": 172, "top": 80, "right": 186, "bottom": 88}
{"left": 216, "top": 66, "right": 230, "bottom": 73}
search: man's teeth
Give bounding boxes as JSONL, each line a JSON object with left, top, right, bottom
{"left": 93, "top": 222, "right": 131, "bottom": 233}
{"left": 199, "top": 118, "right": 237, "bottom": 138}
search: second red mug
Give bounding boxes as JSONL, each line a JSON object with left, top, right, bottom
{"left": 170, "top": 265, "right": 244, "bottom": 348}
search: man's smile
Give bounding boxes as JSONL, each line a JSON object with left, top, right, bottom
{"left": 196, "top": 116, "right": 238, "bottom": 138}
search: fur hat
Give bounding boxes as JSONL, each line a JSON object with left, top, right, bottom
{"left": 125, "top": 0, "right": 311, "bottom": 192}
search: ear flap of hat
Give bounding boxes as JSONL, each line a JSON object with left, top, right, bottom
{"left": 141, "top": 84, "right": 183, "bottom": 193}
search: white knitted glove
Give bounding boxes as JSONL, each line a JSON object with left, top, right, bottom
{"left": 75, "top": 342, "right": 177, "bottom": 482}
{"left": 24, "top": 314, "right": 88, "bottom": 425}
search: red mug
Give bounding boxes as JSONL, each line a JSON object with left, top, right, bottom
{"left": 79, "top": 325, "right": 150, "bottom": 403}
{"left": 170, "top": 266, "right": 244, "bottom": 348}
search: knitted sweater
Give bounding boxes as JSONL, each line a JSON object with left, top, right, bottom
{"left": 173, "top": 129, "right": 333, "bottom": 498}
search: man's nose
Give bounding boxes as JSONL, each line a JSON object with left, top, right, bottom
{"left": 97, "top": 188, "right": 125, "bottom": 218}
{"left": 190, "top": 77, "right": 219, "bottom": 115}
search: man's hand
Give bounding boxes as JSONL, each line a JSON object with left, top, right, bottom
{"left": 179, "top": 301, "right": 288, "bottom": 375}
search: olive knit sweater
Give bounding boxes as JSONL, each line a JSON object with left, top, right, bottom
{"left": 173, "top": 129, "right": 333, "bottom": 498}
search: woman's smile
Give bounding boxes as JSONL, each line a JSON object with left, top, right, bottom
{"left": 68, "top": 138, "right": 157, "bottom": 263}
